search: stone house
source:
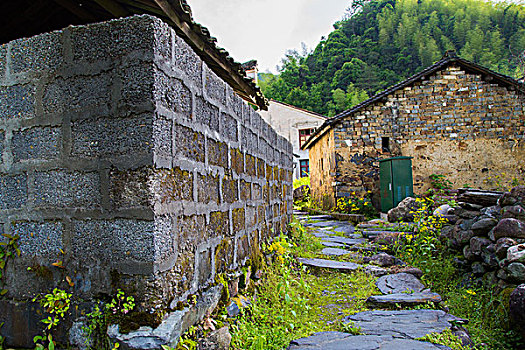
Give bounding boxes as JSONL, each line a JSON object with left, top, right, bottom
{"left": 0, "top": 0, "right": 293, "bottom": 347}
{"left": 302, "top": 52, "right": 525, "bottom": 209}
{"left": 259, "top": 100, "right": 327, "bottom": 180}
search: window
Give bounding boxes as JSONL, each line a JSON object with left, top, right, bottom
{"left": 299, "top": 128, "right": 315, "bottom": 148}
{"left": 299, "top": 160, "right": 309, "bottom": 177}
{"left": 382, "top": 137, "right": 390, "bottom": 152}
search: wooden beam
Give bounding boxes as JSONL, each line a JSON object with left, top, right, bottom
{"left": 52, "top": 0, "right": 98, "bottom": 21}
{"left": 93, "top": 0, "right": 131, "bottom": 17}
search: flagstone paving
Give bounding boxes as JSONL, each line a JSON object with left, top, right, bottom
{"left": 288, "top": 212, "right": 469, "bottom": 350}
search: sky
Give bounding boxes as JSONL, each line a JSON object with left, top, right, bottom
{"left": 186, "top": 0, "right": 351, "bottom": 73}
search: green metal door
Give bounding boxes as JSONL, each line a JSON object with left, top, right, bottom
{"left": 380, "top": 157, "right": 414, "bottom": 212}
{"left": 380, "top": 160, "right": 393, "bottom": 212}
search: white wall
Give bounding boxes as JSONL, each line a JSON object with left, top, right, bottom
{"left": 259, "top": 101, "right": 326, "bottom": 179}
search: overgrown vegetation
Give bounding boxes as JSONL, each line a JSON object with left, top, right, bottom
{"left": 229, "top": 219, "right": 377, "bottom": 349}
{"left": 391, "top": 193, "right": 524, "bottom": 349}
{"left": 261, "top": 0, "right": 525, "bottom": 117}
{"left": 333, "top": 192, "right": 378, "bottom": 219}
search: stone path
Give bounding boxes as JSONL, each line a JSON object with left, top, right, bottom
{"left": 289, "top": 211, "right": 469, "bottom": 350}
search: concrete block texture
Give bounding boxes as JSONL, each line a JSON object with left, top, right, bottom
{"left": 0, "top": 14, "right": 292, "bottom": 347}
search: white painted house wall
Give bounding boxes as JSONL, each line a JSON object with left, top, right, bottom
{"left": 259, "top": 100, "right": 326, "bottom": 179}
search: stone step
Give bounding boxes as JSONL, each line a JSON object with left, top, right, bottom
{"left": 297, "top": 258, "right": 387, "bottom": 276}
{"left": 321, "top": 241, "right": 346, "bottom": 248}
{"left": 343, "top": 310, "right": 468, "bottom": 340}
{"left": 376, "top": 273, "right": 425, "bottom": 295}
{"left": 360, "top": 230, "right": 410, "bottom": 239}
{"left": 322, "top": 236, "right": 367, "bottom": 246}
{"left": 366, "top": 292, "right": 442, "bottom": 307}
{"left": 288, "top": 332, "right": 450, "bottom": 350}
{"left": 321, "top": 247, "right": 353, "bottom": 256}
{"left": 309, "top": 230, "right": 329, "bottom": 239}
{"left": 357, "top": 222, "right": 414, "bottom": 229}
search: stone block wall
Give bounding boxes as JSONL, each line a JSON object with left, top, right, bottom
{"left": 0, "top": 15, "right": 292, "bottom": 345}
{"left": 310, "top": 64, "right": 525, "bottom": 205}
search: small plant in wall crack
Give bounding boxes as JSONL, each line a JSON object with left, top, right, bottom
{"left": 33, "top": 288, "right": 72, "bottom": 350}
{"left": 0, "top": 233, "right": 21, "bottom": 296}
{"left": 83, "top": 289, "right": 135, "bottom": 350}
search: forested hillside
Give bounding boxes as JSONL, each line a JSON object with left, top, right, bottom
{"left": 260, "top": 0, "right": 525, "bottom": 117}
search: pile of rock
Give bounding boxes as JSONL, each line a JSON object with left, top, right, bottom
{"left": 440, "top": 186, "right": 525, "bottom": 287}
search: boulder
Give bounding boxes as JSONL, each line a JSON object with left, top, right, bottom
{"left": 470, "top": 236, "right": 492, "bottom": 255}
{"left": 490, "top": 218, "right": 525, "bottom": 240}
{"left": 471, "top": 218, "right": 498, "bottom": 235}
{"left": 480, "top": 205, "right": 502, "bottom": 220}
{"left": 506, "top": 262, "right": 525, "bottom": 283}
{"left": 454, "top": 229, "right": 475, "bottom": 246}
{"left": 434, "top": 204, "right": 453, "bottom": 217}
{"left": 472, "top": 262, "right": 485, "bottom": 276}
{"left": 495, "top": 237, "right": 518, "bottom": 259}
{"left": 370, "top": 252, "right": 397, "bottom": 267}
{"left": 507, "top": 244, "right": 525, "bottom": 264}
{"left": 509, "top": 284, "right": 525, "bottom": 340}
{"left": 480, "top": 250, "right": 498, "bottom": 268}
{"left": 197, "top": 327, "right": 232, "bottom": 350}
{"left": 375, "top": 273, "right": 425, "bottom": 294}
{"left": 463, "top": 245, "right": 476, "bottom": 261}
{"left": 293, "top": 185, "right": 310, "bottom": 202}
{"left": 498, "top": 186, "right": 525, "bottom": 207}
{"left": 387, "top": 197, "right": 418, "bottom": 222}
{"left": 502, "top": 205, "right": 525, "bottom": 221}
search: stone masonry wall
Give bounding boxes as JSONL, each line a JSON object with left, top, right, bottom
{"left": 0, "top": 15, "right": 293, "bottom": 346}
{"left": 310, "top": 64, "right": 525, "bottom": 205}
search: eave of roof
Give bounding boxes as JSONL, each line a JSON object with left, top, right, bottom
{"left": 269, "top": 99, "right": 328, "bottom": 120}
{"left": 0, "top": 0, "right": 268, "bottom": 110}
{"left": 301, "top": 52, "right": 525, "bottom": 150}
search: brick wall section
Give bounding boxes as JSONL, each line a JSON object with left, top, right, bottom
{"left": 310, "top": 65, "right": 525, "bottom": 204}
{"left": 0, "top": 15, "right": 293, "bottom": 315}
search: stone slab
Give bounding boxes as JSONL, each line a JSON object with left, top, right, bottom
{"left": 344, "top": 310, "right": 466, "bottom": 339}
{"left": 376, "top": 273, "right": 425, "bottom": 294}
{"left": 298, "top": 258, "right": 361, "bottom": 272}
{"left": 321, "top": 248, "right": 353, "bottom": 256}
{"left": 323, "top": 237, "right": 367, "bottom": 246}
{"left": 310, "top": 230, "right": 329, "bottom": 239}
{"left": 367, "top": 292, "right": 442, "bottom": 306}
{"left": 288, "top": 332, "right": 450, "bottom": 350}
{"left": 321, "top": 241, "right": 346, "bottom": 248}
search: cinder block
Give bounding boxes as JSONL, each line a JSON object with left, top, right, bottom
{"left": 232, "top": 208, "right": 245, "bottom": 232}
{"left": 43, "top": 74, "right": 111, "bottom": 116}
{"left": 236, "top": 234, "right": 250, "bottom": 263}
{"left": 197, "top": 172, "right": 219, "bottom": 204}
{"left": 154, "top": 69, "right": 191, "bottom": 117}
{"left": 11, "top": 31, "right": 63, "bottom": 74}
{"left": 153, "top": 215, "right": 175, "bottom": 264}
{"left": 155, "top": 168, "right": 193, "bottom": 202}
{"left": 221, "top": 112, "right": 238, "bottom": 142}
{"left": 172, "top": 34, "right": 202, "bottom": 87}
{"left": 110, "top": 167, "right": 153, "bottom": 210}
{"left": 179, "top": 215, "right": 206, "bottom": 250}
{"left": 207, "top": 138, "right": 228, "bottom": 167}
{"left": 174, "top": 124, "right": 204, "bottom": 163}
{"left": 119, "top": 63, "right": 155, "bottom": 114}
{"left": 13, "top": 221, "right": 63, "bottom": 259}
{"left": 12, "top": 126, "right": 61, "bottom": 162}
{"left": 230, "top": 148, "right": 244, "bottom": 175}
{"left": 70, "top": 15, "right": 157, "bottom": 62}
{"left": 195, "top": 96, "right": 219, "bottom": 132}
{"left": 197, "top": 248, "right": 212, "bottom": 286}
{"left": 153, "top": 115, "right": 172, "bottom": 159}
{"left": 214, "top": 238, "right": 233, "bottom": 273}
{"left": 72, "top": 218, "right": 155, "bottom": 265}
{"left": 208, "top": 211, "right": 229, "bottom": 237}
{"left": 0, "top": 44, "right": 6, "bottom": 77}
{"left": 71, "top": 115, "right": 153, "bottom": 159}
{"left": 222, "top": 176, "right": 238, "bottom": 204}
{"left": 0, "top": 174, "right": 27, "bottom": 210}
{"left": 0, "top": 84, "right": 35, "bottom": 120}
{"left": 245, "top": 155, "right": 256, "bottom": 177}
{"left": 226, "top": 85, "right": 244, "bottom": 115}
{"left": 240, "top": 180, "right": 251, "bottom": 201}
{"left": 204, "top": 65, "right": 226, "bottom": 106}
{"left": 33, "top": 170, "right": 100, "bottom": 209}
